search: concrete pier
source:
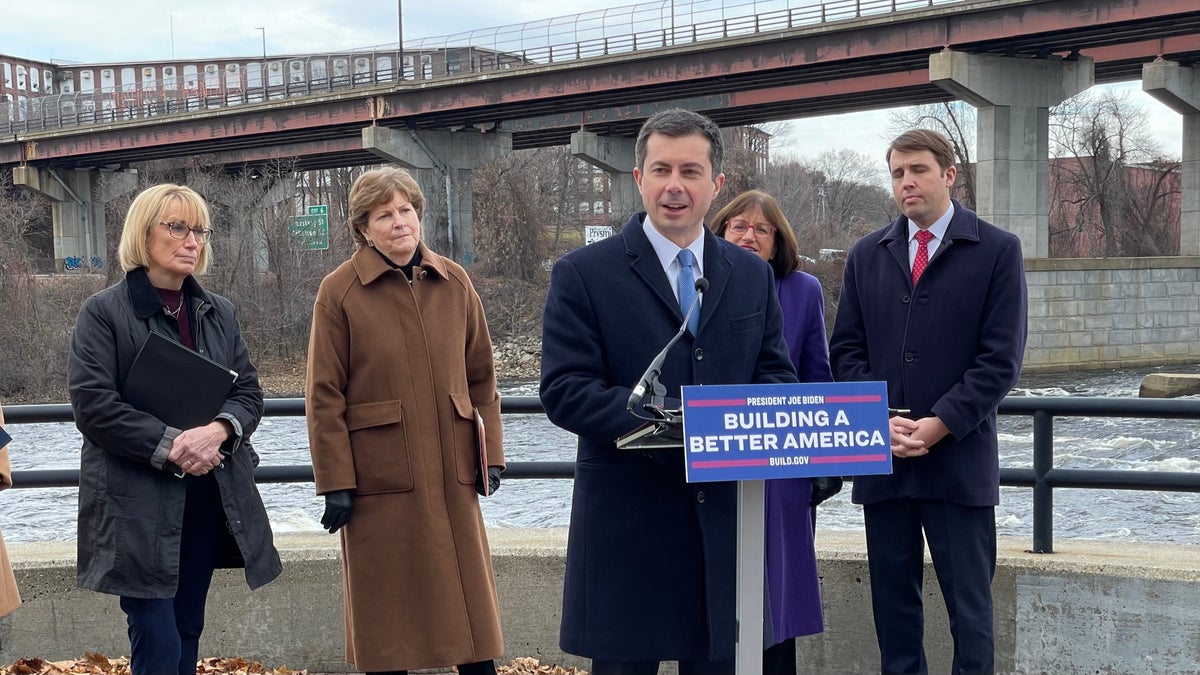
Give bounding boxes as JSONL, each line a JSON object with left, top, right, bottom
{"left": 361, "top": 126, "right": 512, "bottom": 265}
{"left": 1, "top": 529, "right": 1196, "bottom": 674}
{"left": 930, "top": 50, "right": 1093, "bottom": 259}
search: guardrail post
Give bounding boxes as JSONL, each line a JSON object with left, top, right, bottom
{"left": 1031, "top": 409, "right": 1054, "bottom": 553}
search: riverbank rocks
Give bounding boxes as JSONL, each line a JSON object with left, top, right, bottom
{"left": 494, "top": 336, "right": 541, "bottom": 382}
{"left": 1139, "top": 373, "right": 1200, "bottom": 398}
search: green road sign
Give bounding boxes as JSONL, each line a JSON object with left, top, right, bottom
{"left": 307, "top": 205, "right": 328, "bottom": 215}
{"left": 289, "top": 214, "right": 329, "bottom": 250}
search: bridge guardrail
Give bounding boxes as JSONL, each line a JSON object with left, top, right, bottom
{"left": 4, "top": 394, "right": 1198, "bottom": 554}
{"left": 0, "top": 0, "right": 961, "bottom": 136}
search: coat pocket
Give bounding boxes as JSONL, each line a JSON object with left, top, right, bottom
{"left": 729, "top": 312, "right": 764, "bottom": 333}
{"left": 449, "top": 393, "right": 481, "bottom": 486}
{"left": 345, "top": 400, "right": 415, "bottom": 495}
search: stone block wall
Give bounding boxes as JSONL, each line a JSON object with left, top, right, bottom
{"left": 1024, "top": 257, "right": 1200, "bottom": 371}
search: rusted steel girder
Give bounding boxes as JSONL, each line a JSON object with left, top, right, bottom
{"left": 1, "top": 0, "right": 1196, "bottom": 170}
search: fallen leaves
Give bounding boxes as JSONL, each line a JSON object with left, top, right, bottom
{"left": 1, "top": 654, "right": 585, "bottom": 674}
{"left": 1, "top": 654, "right": 304, "bottom": 674}
{"left": 497, "top": 657, "right": 586, "bottom": 674}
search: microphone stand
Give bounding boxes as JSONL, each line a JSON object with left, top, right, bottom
{"left": 626, "top": 278, "right": 708, "bottom": 422}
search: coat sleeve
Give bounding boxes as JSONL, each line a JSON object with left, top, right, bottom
{"left": 829, "top": 246, "right": 875, "bottom": 384}
{"left": 754, "top": 271, "right": 801, "bottom": 386}
{"left": 930, "top": 235, "right": 1027, "bottom": 440}
{"left": 68, "top": 294, "right": 181, "bottom": 470}
{"left": 462, "top": 272, "right": 505, "bottom": 468}
{"left": 305, "top": 284, "right": 357, "bottom": 494}
{"left": 785, "top": 274, "right": 833, "bottom": 384}
{"left": 214, "top": 300, "right": 264, "bottom": 455}
{"left": 540, "top": 257, "right": 644, "bottom": 443}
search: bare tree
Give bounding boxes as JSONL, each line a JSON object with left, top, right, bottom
{"left": 1049, "top": 89, "right": 1179, "bottom": 257}
{"left": 472, "top": 148, "right": 555, "bottom": 281}
{"left": 760, "top": 159, "right": 817, "bottom": 238}
{"left": 0, "top": 174, "right": 99, "bottom": 399}
{"left": 806, "top": 149, "right": 891, "bottom": 237}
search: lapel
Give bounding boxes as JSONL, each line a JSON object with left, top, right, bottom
{"left": 699, "top": 230, "right": 732, "bottom": 334}
{"left": 621, "top": 215, "right": 732, "bottom": 335}
{"left": 877, "top": 199, "right": 982, "bottom": 286}
{"left": 935, "top": 199, "right": 980, "bottom": 263}
{"left": 878, "top": 216, "right": 912, "bottom": 285}
{"left": 622, "top": 214, "right": 687, "bottom": 322}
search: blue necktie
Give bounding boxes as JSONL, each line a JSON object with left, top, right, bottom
{"left": 678, "top": 249, "right": 699, "bottom": 335}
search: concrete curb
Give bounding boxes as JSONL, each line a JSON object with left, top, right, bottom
{"left": 2, "top": 529, "right": 1197, "bottom": 674}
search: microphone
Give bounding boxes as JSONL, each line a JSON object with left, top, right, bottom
{"left": 626, "top": 277, "right": 709, "bottom": 414}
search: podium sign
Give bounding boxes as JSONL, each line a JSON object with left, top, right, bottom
{"left": 680, "top": 381, "right": 892, "bottom": 483}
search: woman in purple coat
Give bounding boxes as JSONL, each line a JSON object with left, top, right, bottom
{"left": 712, "top": 190, "right": 838, "bottom": 674}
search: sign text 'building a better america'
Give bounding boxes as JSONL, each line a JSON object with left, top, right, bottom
{"left": 680, "top": 381, "right": 892, "bottom": 483}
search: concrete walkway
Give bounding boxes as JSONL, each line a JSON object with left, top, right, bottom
{"left": 3, "top": 529, "right": 1197, "bottom": 674}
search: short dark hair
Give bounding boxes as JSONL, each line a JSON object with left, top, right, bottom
{"left": 886, "top": 128, "right": 957, "bottom": 172}
{"left": 635, "top": 109, "right": 724, "bottom": 178}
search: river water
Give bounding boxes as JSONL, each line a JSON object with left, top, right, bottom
{"left": 3, "top": 366, "right": 1198, "bottom": 546}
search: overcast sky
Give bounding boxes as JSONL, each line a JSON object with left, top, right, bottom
{"left": 0, "top": 0, "right": 1184, "bottom": 164}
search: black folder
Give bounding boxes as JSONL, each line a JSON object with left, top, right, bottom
{"left": 123, "top": 331, "right": 238, "bottom": 430}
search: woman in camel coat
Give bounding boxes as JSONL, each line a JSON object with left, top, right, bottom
{"left": 0, "top": 404, "right": 22, "bottom": 618}
{"left": 306, "top": 166, "right": 505, "bottom": 674}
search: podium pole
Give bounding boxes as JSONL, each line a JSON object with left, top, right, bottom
{"left": 735, "top": 478, "right": 765, "bottom": 674}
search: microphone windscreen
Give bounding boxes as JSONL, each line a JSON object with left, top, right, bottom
{"left": 695, "top": 278, "right": 709, "bottom": 293}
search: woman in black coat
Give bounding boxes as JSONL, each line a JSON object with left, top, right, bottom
{"left": 68, "top": 184, "right": 281, "bottom": 675}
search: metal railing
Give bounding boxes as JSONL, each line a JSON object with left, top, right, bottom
{"left": 0, "top": 0, "right": 961, "bottom": 135}
{"left": 5, "top": 394, "right": 1198, "bottom": 554}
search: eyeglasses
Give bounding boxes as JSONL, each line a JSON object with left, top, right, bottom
{"left": 727, "top": 220, "right": 776, "bottom": 238}
{"left": 160, "top": 221, "right": 213, "bottom": 243}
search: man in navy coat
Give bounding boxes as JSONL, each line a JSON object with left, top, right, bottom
{"left": 830, "top": 129, "right": 1027, "bottom": 675}
{"left": 540, "top": 109, "right": 796, "bottom": 674}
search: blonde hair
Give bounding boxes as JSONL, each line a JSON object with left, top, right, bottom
{"left": 347, "top": 167, "right": 425, "bottom": 248}
{"left": 117, "top": 184, "right": 212, "bottom": 274}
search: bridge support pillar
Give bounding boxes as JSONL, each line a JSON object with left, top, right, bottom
{"left": 362, "top": 126, "right": 512, "bottom": 264}
{"left": 931, "top": 50, "right": 1094, "bottom": 259}
{"left": 570, "top": 131, "right": 639, "bottom": 219}
{"left": 12, "top": 167, "right": 138, "bottom": 271}
{"left": 1143, "top": 61, "right": 1200, "bottom": 256}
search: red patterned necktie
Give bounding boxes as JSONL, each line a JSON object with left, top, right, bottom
{"left": 912, "top": 229, "right": 933, "bottom": 286}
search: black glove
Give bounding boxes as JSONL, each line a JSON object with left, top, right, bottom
{"left": 810, "top": 476, "right": 844, "bottom": 507}
{"left": 476, "top": 466, "right": 501, "bottom": 496}
{"left": 321, "top": 489, "right": 355, "bottom": 533}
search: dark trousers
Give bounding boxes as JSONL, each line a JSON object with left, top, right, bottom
{"left": 864, "top": 499, "right": 997, "bottom": 675}
{"left": 763, "top": 637, "right": 797, "bottom": 675}
{"left": 366, "top": 662, "right": 496, "bottom": 675}
{"left": 120, "top": 474, "right": 224, "bottom": 675}
{"left": 591, "top": 657, "right": 734, "bottom": 675}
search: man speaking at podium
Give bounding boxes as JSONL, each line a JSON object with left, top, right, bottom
{"left": 540, "top": 109, "right": 796, "bottom": 674}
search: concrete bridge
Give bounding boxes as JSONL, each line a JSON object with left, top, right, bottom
{"left": 2, "top": 0, "right": 1199, "bottom": 372}
{"left": 3, "top": 0, "right": 1199, "bottom": 261}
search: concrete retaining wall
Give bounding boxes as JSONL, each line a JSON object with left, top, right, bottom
{"left": 1024, "top": 257, "right": 1200, "bottom": 372}
{"left": 1, "top": 530, "right": 1197, "bottom": 674}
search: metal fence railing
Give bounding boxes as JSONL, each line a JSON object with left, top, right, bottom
{"left": 4, "top": 394, "right": 1198, "bottom": 554}
{"left": 0, "top": 0, "right": 962, "bottom": 135}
